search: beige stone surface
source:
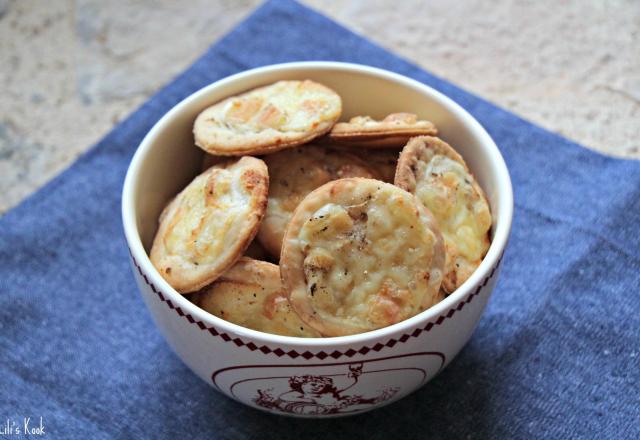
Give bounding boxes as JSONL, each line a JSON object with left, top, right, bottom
{"left": 0, "top": 0, "right": 638, "bottom": 214}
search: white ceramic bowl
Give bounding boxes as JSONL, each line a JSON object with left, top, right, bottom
{"left": 122, "top": 61, "right": 513, "bottom": 418}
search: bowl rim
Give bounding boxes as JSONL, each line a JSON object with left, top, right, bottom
{"left": 122, "top": 61, "right": 513, "bottom": 347}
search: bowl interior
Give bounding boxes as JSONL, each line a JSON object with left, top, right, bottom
{"left": 124, "top": 62, "right": 512, "bottom": 345}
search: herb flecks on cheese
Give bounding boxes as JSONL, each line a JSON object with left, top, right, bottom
{"left": 281, "top": 178, "right": 445, "bottom": 336}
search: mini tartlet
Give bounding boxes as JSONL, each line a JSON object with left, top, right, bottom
{"left": 280, "top": 178, "right": 445, "bottom": 336}
{"left": 194, "top": 80, "right": 342, "bottom": 156}
{"left": 395, "top": 136, "right": 492, "bottom": 293}
{"left": 150, "top": 156, "right": 269, "bottom": 293}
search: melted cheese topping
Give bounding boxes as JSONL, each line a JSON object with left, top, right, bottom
{"left": 415, "top": 156, "right": 490, "bottom": 258}
{"left": 348, "top": 113, "right": 430, "bottom": 128}
{"left": 285, "top": 179, "right": 444, "bottom": 336}
{"left": 257, "top": 146, "right": 375, "bottom": 257}
{"left": 194, "top": 259, "right": 319, "bottom": 337}
{"left": 163, "top": 168, "right": 252, "bottom": 265}
{"left": 201, "top": 80, "right": 341, "bottom": 135}
{"left": 150, "top": 157, "right": 268, "bottom": 292}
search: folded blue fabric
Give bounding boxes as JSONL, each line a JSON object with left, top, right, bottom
{"left": 1, "top": 0, "right": 638, "bottom": 438}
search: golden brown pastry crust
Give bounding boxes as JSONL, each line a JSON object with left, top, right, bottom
{"left": 193, "top": 80, "right": 342, "bottom": 156}
{"left": 280, "top": 178, "right": 445, "bottom": 336}
{"left": 395, "top": 136, "right": 492, "bottom": 293}
{"left": 257, "top": 145, "right": 376, "bottom": 258}
{"left": 149, "top": 156, "right": 269, "bottom": 293}
{"left": 328, "top": 113, "right": 437, "bottom": 148}
{"left": 192, "top": 258, "right": 320, "bottom": 337}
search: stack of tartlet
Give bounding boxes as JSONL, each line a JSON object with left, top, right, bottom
{"left": 149, "top": 80, "right": 492, "bottom": 337}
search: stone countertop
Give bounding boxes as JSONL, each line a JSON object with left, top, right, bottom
{"left": 0, "top": 0, "right": 638, "bottom": 213}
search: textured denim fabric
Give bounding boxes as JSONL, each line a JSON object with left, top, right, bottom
{"left": 1, "top": 1, "right": 638, "bottom": 438}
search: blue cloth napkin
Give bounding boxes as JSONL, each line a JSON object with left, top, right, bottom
{"left": 1, "top": 1, "right": 638, "bottom": 438}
